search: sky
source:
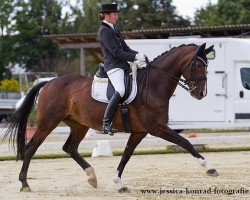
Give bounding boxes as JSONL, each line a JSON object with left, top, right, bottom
{"left": 172, "top": 0, "right": 218, "bottom": 20}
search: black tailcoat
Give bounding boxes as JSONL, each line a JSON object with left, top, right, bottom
{"left": 98, "top": 22, "right": 137, "bottom": 72}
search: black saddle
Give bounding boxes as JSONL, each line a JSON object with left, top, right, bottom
{"left": 95, "top": 63, "right": 108, "bottom": 78}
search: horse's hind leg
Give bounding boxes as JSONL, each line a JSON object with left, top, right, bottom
{"left": 62, "top": 123, "right": 97, "bottom": 188}
{"left": 19, "top": 127, "right": 53, "bottom": 192}
{"left": 114, "top": 133, "right": 147, "bottom": 193}
{"left": 151, "top": 124, "right": 218, "bottom": 177}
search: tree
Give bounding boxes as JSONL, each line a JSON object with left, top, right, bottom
{"left": 0, "top": 35, "right": 13, "bottom": 80}
{"left": 117, "top": 0, "right": 190, "bottom": 30}
{"left": 69, "top": 0, "right": 190, "bottom": 32}
{"left": 194, "top": 0, "right": 250, "bottom": 26}
{"left": 0, "top": 0, "right": 14, "bottom": 36}
{"left": 0, "top": 1, "right": 15, "bottom": 79}
{"left": 11, "top": 0, "right": 62, "bottom": 71}
{"left": 0, "top": 0, "right": 192, "bottom": 78}
{"left": 71, "top": 0, "right": 102, "bottom": 33}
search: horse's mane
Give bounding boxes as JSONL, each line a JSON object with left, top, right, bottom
{"left": 151, "top": 43, "right": 198, "bottom": 62}
{"left": 139, "top": 43, "right": 198, "bottom": 106}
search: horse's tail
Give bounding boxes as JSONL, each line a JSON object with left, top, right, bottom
{"left": 3, "top": 81, "right": 48, "bottom": 161}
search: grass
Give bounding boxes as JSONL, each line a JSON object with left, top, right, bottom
{"left": 191, "top": 128, "right": 250, "bottom": 133}
{"left": 0, "top": 146, "right": 250, "bottom": 161}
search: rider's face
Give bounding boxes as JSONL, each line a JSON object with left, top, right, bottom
{"left": 105, "top": 12, "right": 118, "bottom": 24}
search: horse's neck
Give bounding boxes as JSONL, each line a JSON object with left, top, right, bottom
{"left": 136, "top": 63, "right": 179, "bottom": 104}
{"left": 155, "top": 59, "right": 180, "bottom": 76}
{"left": 152, "top": 57, "right": 181, "bottom": 96}
{"left": 139, "top": 47, "right": 194, "bottom": 104}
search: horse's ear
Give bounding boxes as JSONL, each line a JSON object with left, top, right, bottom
{"left": 204, "top": 45, "right": 214, "bottom": 55}
{"left": 196, "top": 43, "right": 206, "bottom": 56}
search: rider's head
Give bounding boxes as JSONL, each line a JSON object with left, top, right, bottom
{"left": 98, "top": 3, "right": 119, "bottom": 24}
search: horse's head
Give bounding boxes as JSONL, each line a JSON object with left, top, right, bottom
{"left": 181, "top": 43, "right": 214, "bottom": 100}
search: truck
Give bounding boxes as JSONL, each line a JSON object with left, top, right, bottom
{"left": 0, "top": 98, "right": 19, "bottom": 122}
{"left": 126, "top": 38, "right": 250, "bottom": 129}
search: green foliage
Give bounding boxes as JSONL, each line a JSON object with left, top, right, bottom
{"left": 0, "top": 0, "right": 14, "bottom": 36}
{"left": 0, "top": 35, "right": 12, "bottom": 80}
{"left": 64, "top": 0, "right": 190, "bottom": 33}
{"left": 118, "top": 0, "right": 190, "bottom": 30}
{"left": 68, "top": 0, "right": 102, "bottom": 33}
{"left": 1, "top": 146, "right": 250, "bottom": 161}
{"left": 0, "top": 1, "right": 14, "bottom": 79}
{"left": 28, "top": 107, "right": 37, "bottom": 127}
{"left": 0, "top": 0, "right": 249, "bottom": 79}
{"left": 0, "top": 78, "right": 19, "bottom": 92}
{"left": 12, "top": 0, "right": 62, "bottom": 70}
{"left": 194, "top": 0, "right": 250, "bottom": 26}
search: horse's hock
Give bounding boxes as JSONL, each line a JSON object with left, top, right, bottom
{"left": 92, "top": 140, "right": 113, "bottom": 157}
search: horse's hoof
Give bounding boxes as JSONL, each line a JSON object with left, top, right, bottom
{"left": 118, "top": 186, "right": 130, "bottom": 193}
{"left": 206, "top": 169, "right": 218, "bottom": 177}
{"left": 85, "top": 167, "right": 97, "bottom": 188}
{"left": 20, "top": 186, "right": 32, "bottom": 192}
{"left": 87, "top": 177, "right": 97, "bottom": 188}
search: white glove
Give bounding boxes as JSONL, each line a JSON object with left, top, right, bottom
{"left": 135, "top": 53, "right": 146, "bottom": 62}
{"left": 135, "top": 60, "right": 147, "bottom": 69}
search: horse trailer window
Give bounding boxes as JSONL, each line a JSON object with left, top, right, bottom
{"left": 240, "top": 68, "right": 250, "bottom": 90}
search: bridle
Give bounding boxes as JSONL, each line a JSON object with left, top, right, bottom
{"left": 147, "top": 50, "right": 208, "bottom": 92}
{"left": 138, "top": 49, "right": 208, "bottom": 106}
{"left": 179, "top": 55, "right": 208, "bottom": 92}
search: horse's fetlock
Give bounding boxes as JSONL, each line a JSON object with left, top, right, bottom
{"left": 19, "top": 174, "right": 25, "bottom": 182}
{"left": 62, "top": 146, "right": 69, "bottom": 153}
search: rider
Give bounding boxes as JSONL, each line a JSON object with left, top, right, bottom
{"left": 98, "top": 3, "right": 147, "bottom": 135}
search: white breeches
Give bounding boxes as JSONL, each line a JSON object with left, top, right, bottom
{"left": 107, "top": 68, "right": 125, "bottom": 98}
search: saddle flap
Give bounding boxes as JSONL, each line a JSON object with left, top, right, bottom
{"left": 106, "top": 69, "right": 133, "bottom": 101}
{"left": 91, "top": 62, "right": 139, "bottom": 104}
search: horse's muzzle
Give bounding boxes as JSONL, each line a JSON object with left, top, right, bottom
{"left": 191, "top": 89, "right": 207, "bottom": 100}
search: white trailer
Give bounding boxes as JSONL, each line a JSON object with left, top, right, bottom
{"left": 126, "top": 38, "right": 250, "bottom": 129}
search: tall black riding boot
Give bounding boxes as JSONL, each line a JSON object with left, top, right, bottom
{"left": 101, "top": 92, "right": 121, "bottom": 135}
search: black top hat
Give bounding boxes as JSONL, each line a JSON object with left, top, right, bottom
{"left": 99, "top": 3, "right": 119, "bottom": 13}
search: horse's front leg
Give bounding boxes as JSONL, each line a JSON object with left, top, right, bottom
{"left": 150, "top": 124, "right": 218, "bottom": 176}
{"left": 114, "top": 133, "right": 147, "bottom": 193}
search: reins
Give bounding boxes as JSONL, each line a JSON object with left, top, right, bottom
{"left": 138, "top": 49, "right": 208, "bottom": 106}
{"left": 150, "top": 64, "right": 190, "bottom": 91}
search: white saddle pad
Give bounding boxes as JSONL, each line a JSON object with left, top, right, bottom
{"left": 91, "top": 62, "right": 139, "bottom": 104}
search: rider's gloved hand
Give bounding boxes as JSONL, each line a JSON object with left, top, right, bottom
{"left": 135, "top": 53, "right": 149, "bottom": 69}
{"left": 135, "top": 53, "right": 146, "bottom": 62}
{"left": 135, "top": 60, "right": 147, "bottom": 69}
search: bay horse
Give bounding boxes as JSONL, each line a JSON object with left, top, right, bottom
{"left": 3, "top": 43, "right": 217, "bottom": 193}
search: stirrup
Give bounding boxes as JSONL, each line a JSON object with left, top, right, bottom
{"left": 101, "top": 124, "right": 117, "bottom": 136}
